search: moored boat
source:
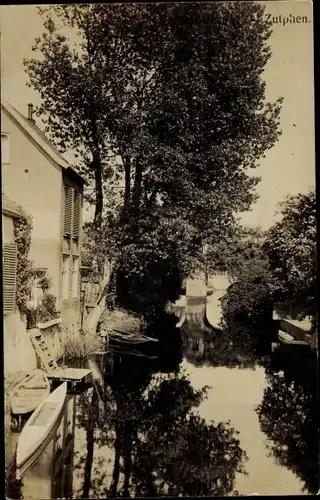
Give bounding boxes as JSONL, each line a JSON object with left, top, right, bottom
{"left": 10, "top": 370, "right": 50, "bottom": 415}
{"left": 16, "top": 382, "right": 67, "bottom": 480}
{"left": 278, "top": 330, "right": 309, "bottom": 346}
{"left": 176, "top": 311, "right": 186, "bottom": 328}
{"left": 109, "top": 330, "right": 159, "bottom": 344}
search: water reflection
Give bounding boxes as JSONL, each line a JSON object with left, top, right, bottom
{"left": 257, "top": 350, "right": 319, "bottom": 494}
{"left": 72, "top": 340, "right": 247, "bottom": 498}
{"left": 178, "top": 297, "right": 318, "bottom": 495}
{"left": 7, "top": 300, "right": 319, "bottom": 498}
{"left": 181, "top": 319, "right": 260, "bottom": 370}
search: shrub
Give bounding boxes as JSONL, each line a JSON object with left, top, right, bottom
{"left": 37, "top": 273, "right": 52, "bottom": 293}
{"left": 37, "top": 293, "right": 60, "bottom": 322}
{"left": 221, "top": 276, "right": 273, "bottom": 353}
{"left": 62, "top": 331, "right": 103, "bottom": 360}
{"left": 13, "top": 208, "right": 34, "bottom": 311}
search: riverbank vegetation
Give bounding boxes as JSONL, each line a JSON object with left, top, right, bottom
{"left": 263, "top": 189, "right": 317, "bottom": 324}
{"left": 25, "top": 2, "right": 282, "bottom": 324}
{"left": 215, "top": 189, "right": 316, "bottom": 353}
{"left": 62, "top": 330, "right": 104, "bottom": 361}
{"left": 13, "top": 207, "right": 33, "bottom": 312}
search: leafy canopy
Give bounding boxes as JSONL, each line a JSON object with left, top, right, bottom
{"left": 25, "top": 3, "right": 283, "bottom": 314}
{"left": 264, "top": 189, "right": 316, "bottom": 319}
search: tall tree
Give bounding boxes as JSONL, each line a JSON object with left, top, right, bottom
{"left": 264, "top": 190, "right": 316, "bottom": 321}
{"left": 25, "top": 3, "right": 282, "bottom": 300}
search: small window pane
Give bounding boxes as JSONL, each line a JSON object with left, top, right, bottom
{"left": 72, "top": 257, "right": 79, "bottom": 298}
{"left": 62, "top": 256, "right": 70, "bottom": 299}
{"left": 64, "top": 185, "right": 73, "bottom": 235}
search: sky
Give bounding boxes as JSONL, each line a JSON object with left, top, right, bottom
{"left": 0, "top": 1, "right": 315, "bottom": 229}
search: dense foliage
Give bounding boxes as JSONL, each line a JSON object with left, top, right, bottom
{"left": 219, "top": 188, "right": 316, "bottom": 349}
{"left": 206, "top": 226, "right": 267, "bottom": 277}
{"left": 25, "top": 2, "right": 282, "bottom": 317}
{"left": 13, "top": 208, "right": 34, "bottom": 312}
{"left": 264, "top": 190, "right": 316, "bottom": 321}
{"left": 217, "top": 227, "right": 273, "bottom": 351}
{"left": 37, "top": 293, "right": 60, "bottom": 322}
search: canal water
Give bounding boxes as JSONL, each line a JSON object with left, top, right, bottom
{"left": 7, "top": 298, "right": 319, "bottom": 498}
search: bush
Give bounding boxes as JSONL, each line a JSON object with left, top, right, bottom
{"left": 116, "top": 256, "right": 183, "bottom": 322}
{"left": 63, "top": 331, "right": 103, "bottom": 360}
{"left": 221, "top": 276, "right": 273, "bottom": 352}
{"left": 35, "top": 293, "right": 60, "bottom": 324}
{"left": 37, "top": 273, "right": 52, "bottom": 293}
{"left": 13, "top": 208, "right": 33, "bottom": 311}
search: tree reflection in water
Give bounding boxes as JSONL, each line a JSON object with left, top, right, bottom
{"left": 75, "top": 346, "right": 248, "bottom": 498}
{"left": 181, "top": 318, "right": 319, "bottom": 496}
{"left": 256, "top": 350, "right": 319, "bottom": 494}
{"left": 181, "top": 322, "right": 262, "bottom": 370}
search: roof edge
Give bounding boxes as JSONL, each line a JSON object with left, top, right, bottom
{"left": 2, "top": 101, "right": 85, "bottom": 184}
{"left": 2, "top": 207, "right": 21, "bottom": 219}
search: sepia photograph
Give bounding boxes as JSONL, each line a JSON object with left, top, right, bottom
{"left": 1, "top": 1, "right": 318, "bottom": 498}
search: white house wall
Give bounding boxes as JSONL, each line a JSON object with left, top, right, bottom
{"left": 1, "top": 110, "right": 62, "bottom": 300}
{"left": 2, "top": 214, "right": 15, "bottom": 243}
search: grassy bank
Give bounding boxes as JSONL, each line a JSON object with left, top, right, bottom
{"left": 61, "top": 329, "right": 104, "bottom": 360}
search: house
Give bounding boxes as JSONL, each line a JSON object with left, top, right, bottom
{"left": 1, "top": 100, "right": 85, "bottom": 336}
{"left": 2, "top": 193, "right": 37, "bottom": 373}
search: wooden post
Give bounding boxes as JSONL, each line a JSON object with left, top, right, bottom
{"left": 81, "top": 283, "right": 88, "bottom": 331}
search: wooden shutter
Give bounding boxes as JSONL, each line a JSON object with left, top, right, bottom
{"left": 73, "top": 191, "right": 81, "bottom": 238}
{"left": 64, "top": 185, "right": 73, "bottom": 235}
{"left": 3, "top": 243, "right": 17, "bottom": 314}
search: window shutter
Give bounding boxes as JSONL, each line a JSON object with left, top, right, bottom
{"left": 73, "top": 191, "right": 81, "bottom": 238}
{"left": 3, "top": 243, "right": 17, "bottom": 314}
{"left": 64, "top": 186, "right": 73, "bottom": 235}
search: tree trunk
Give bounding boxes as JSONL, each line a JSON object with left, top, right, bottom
{"left": 132, "top": 158, "right": 143, "bottom": 222}
{"left": 93, "top": 155, "right": 103, "bottom": 229}
{"left": 122, "top": 422, "right": 132, "bottom": 497}
{"left": 82, "top": 390, "right": 97, "bottom": 498}
{"left": 123, "top": 155, "right": 131, "bottom": 215}
{"left": 109, "top": 427, "right": 122, "bottom": 497}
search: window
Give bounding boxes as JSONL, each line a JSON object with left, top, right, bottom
{"left": 73, "top": 191, "right": 81, "bottom": 239}
{"left": 62, "top": 182, "right": 82, "bottom": 302}
{"left": 3, "top": 243, "right": 17, "bottom": 314}
{"left": 62, "top": 255, "right": 70, "bottom": 299}
{"left": 72, "top": 257, "right": 79, "bottom": 298}
{"left": 63, "top": 185, "right": 81, "bottom": 239}
{"left": 1, "top": 133, "right": 10, "bottom": 164}
{"left": 63, "top": 186, "right": 73, "bottom": 236}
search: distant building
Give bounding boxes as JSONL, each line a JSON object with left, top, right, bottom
{"left": 1, "top": 100, "right": 85, "bottom": 335}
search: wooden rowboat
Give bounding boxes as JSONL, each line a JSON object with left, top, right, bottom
{"left": 10, "top": 370, "right": 50, "bottom": 415}
{"left": 16, "top": 382, "right": 67, "bottom": 480}
{"left": 109, "top": 330, "right": 159, "bottom": 344}
{"left": 176, "top": 310, "right": 186, "bottom": 328}
{"left": 278, "top": 330, "right": 309, "bottom": 346}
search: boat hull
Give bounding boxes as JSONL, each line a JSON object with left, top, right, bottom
{"left": 278, "top": 330, "right": 309, "bottom": 346}
{"left": 10, "top": 370, "right": 50, "bottom": 415}
{"left": 16, "top": 382, "right": 67, "bottom": 479}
